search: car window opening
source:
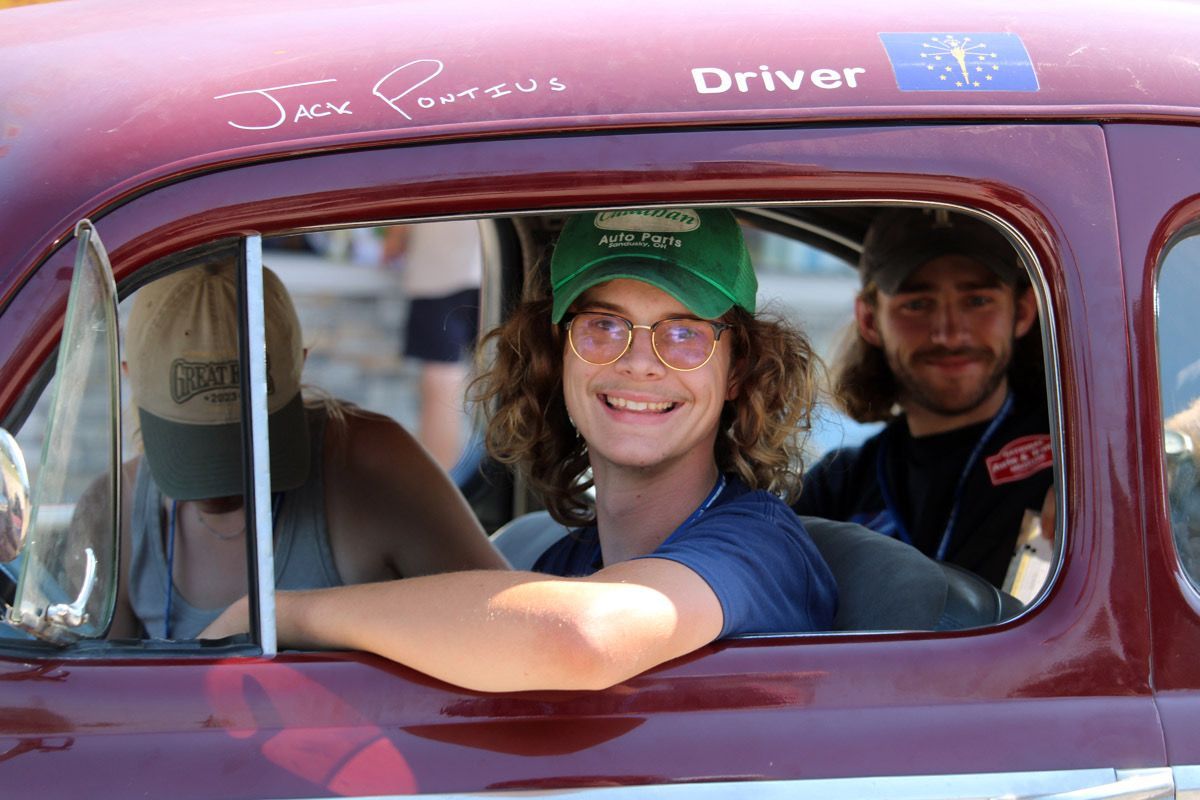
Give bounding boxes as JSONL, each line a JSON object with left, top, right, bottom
{"left": 1, "top": 204, "right": 1058, "bottom": 657}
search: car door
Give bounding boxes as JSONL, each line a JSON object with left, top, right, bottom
{"left": 1111, "top": 121, "right": 1200, "bottom": 799}
{"left": 0, "top": 123, "right": 1169, "bottom": 798}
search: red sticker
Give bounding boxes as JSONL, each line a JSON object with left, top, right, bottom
{"left": 985, "top": 434, "right": 1053, "bottom": 486}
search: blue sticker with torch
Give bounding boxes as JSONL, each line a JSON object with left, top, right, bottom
{"left": 879, "top": 32, "right": 1039, "bottom": 91}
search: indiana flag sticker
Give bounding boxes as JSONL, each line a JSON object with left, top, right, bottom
{"left": 879, "top": 33, "right": 1039, "bottom": 92}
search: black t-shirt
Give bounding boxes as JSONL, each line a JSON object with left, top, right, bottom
{"left": 793, "top": 393, "right": 1053, "bottom": 587}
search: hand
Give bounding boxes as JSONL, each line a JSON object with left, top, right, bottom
{"left": 1039, "top": 486, "right": 1056, "bottom": 541}
{"left": 200, "top": 595, "right": 251, "bottom": 639}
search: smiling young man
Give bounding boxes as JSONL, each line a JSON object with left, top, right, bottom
{"left": 203, "top": 207, "right": 836, "bottom": 691}
{"left": 793, "top": 208, "right": 1053, "bottom": 588}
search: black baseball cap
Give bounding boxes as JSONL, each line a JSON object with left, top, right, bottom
{"left": 859, "top": 208, "right": 1023, "bottom": 294}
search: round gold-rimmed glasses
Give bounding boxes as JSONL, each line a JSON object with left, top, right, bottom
{"left": 565, "top": 311, "right": 732, "bottom": 372}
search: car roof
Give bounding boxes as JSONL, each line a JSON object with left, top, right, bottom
{"left": 2, "top": 0, "right": 1198, "bottom": 293}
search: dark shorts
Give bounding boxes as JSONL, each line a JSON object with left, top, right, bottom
{"left": 404, "top": 287, "right": 480, "bottom": 363}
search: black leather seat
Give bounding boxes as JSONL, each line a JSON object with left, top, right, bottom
{"left": 936, "top": 559, "right": 1025, "bottom": 629}
{"left": 799, "top": 517, "right": 1020, "bottom": 630}
{"left": 799, "top": 516, "right": 946, "bottom": 630}
{"left": 490, "top": 511, "right": 1020, "bottom": 632}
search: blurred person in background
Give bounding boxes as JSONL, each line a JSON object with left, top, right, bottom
{"left": 383, "top": 220, "right": 483, "bottom": 469}
{"left": 793, "top": 208, "right": 1051, "bottom": 588}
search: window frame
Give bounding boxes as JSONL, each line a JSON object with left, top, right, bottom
{"left": 1152, "top": 221, "right": 1200, "bottom": 598}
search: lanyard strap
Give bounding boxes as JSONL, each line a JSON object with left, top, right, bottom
{"left": 677, "top": 473, "right": 728, "bottom": 531}
{"left": 875, "top": 393, "right": 1015, "bottom": 561}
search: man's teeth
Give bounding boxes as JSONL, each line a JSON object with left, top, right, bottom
{"left": 605, "top": 395, "right": 676, "bottom": 412}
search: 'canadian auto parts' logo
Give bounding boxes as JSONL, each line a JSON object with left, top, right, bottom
{"left": 594, "top": 209, "right": 700, "bottom": 233}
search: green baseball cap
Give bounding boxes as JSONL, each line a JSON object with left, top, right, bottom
{"left": 550, "top": 208, "right": 757, "bottom": 323}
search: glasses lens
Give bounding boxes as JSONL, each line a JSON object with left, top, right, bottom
{"left": 653, "top": 319, "right": 716, "bottom": 370}
{"left": 571, "top": 313, "right": 630, "bottom": 364}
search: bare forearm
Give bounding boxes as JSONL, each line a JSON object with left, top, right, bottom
{"left": 273, "top": 567, "right": 707, "bottom": 692}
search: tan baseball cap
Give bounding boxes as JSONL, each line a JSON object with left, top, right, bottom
{"left": 126, "top": 260, "right": 310, "bottom": 501}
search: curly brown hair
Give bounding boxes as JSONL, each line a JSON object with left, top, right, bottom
{"left": 470, "top": 295, "right": 820, "bottom": 526}
{"left": 831, "top": 283, "right": 1046, "bottom": 423}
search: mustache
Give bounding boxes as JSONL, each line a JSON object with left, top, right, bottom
{"left": 912, "top": 346, "right": 994, "bottom": 363}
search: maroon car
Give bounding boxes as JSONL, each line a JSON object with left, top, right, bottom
{"left": 1, "top": 0, "right": 1198, "bottom": 796}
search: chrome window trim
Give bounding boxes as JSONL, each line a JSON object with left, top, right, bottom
{"left": 197, "top": 203, "right": 1064, "bottom": 633}
{"left": 289, "top": 197, "right": 1063, "bottom": 628}
{"left": 239, "top": 235, "right": 277, "bottom": 657}
{"left": 300, "top": 767, "right": 1172, "bottom": 800}
{"left": 1177, "top": 764, "right": 1200, "bottom": 800}
{"left": 1152, "top": 223, "right": 1200, "bottom": 602}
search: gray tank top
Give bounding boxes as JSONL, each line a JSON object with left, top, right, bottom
{"left": 129, "top": 409, "right": 342, "bottom": 638}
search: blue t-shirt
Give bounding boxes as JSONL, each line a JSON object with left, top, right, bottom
{"left": 533, "top": 476, "right": 838, "bottom": 637}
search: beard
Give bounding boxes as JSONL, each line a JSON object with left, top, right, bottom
{"left": 886, "top": 340, "right": 1012, "bottom": 418}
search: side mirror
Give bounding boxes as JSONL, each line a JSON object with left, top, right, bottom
{"left": 0, "top": 429, "right": 30, "bottom": 563}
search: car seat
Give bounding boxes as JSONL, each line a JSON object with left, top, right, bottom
{"left": 798, "top": 516, "right": 1021, "bottom": 630}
